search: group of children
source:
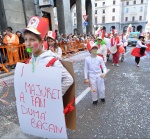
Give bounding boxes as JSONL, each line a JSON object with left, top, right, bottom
{"left": 21, "top": 16, "right": 150, "bottom": 108}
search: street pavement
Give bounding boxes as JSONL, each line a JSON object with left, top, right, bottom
{"left": 0, "top": 47, "right": 150, "bottom": 139}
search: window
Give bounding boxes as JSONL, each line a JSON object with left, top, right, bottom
{"left": 125, "top": 17, "right": 128, "bottom": 21}
{"left": 132, "top": 16, "right": 135, "bottom": 21}
{"left": 133, "top": 0, "right": 136, "bottom": 4}
{"left": 95, "top": 17, "right": 97, "bottom": 24}
{"left": 74, "top": 13, "right": 76, "bottom": 17}
{"left": 102, "top": 9, "right": 105, "bottom": 13}
{"left": 112, "top": 16, "right": 115, "bottom": 21}
{"left": 133, "top": 7, "right": 136, "bottom": 12}
{"left": 141, "top": 0, "right": 144, "bottom": 4}
{"left": 113, "top": 8, "right": 115, "bottom": 12}
{"left": 140, "top": 6, "right": 143, "bottom": 12}
{"left": 125, "top": 8, "right": 129, "bottom": 13}
{"left": 102, "top": 16, "right": 105, "bottom": 23}
{"left": 103, "top": 2, "right": 105, "bottom": 6}
{"left": 126, "top": 1, "right": 129, "bottom": 5}
{"left": 95, "top": 10, "right": 97, "bottom": 14}
{"left": 95, "top": 3, "right": 97, "bottom": 7}
{"left": 139, "top": 16, "right": 142, "bottom": 20}
{"left": 113, "top": 0, "right": 116, "bottom": 5}
{"left": 74, "top": 19, "right": 76, "bottom": 25}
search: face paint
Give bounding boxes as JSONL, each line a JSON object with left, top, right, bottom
{"left": 33, "top": 42, "right": 39, "bottom": 48}
{"left": 26, "top": 47, "right": 32, "bottom": 53}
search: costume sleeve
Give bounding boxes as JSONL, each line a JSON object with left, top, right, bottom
{"left": 137, "top": 41, "right": 147, "bottom": 48}
{"left": 84, "top": 58, "right": 88, "bottom": 79}
{"left": 102, "top": 44, "right": 107, "bottom": 63}
{"left": 53, "top": 60, "right": 73, "bottom": 95}
{"left": 100, "top": 59, "right": 107, "bottom": 74}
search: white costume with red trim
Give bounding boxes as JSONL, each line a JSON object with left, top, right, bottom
{"left": 84, "top": 55, "right": 107, "bottom": 101}
{"left": 28, "top": 51, "right": 73, "bottom": 95}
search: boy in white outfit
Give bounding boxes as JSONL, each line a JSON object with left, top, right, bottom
{"left": 84, "top": 41, "right": 107, "bottom": 105}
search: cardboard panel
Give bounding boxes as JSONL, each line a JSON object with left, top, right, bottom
{"left": 61, "top": 60, "right": 76, "bottom": 130}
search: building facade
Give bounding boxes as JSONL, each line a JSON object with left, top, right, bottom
{"left": 95, "top": 0, "right": 148, "bottom": 34}
{"left": 95, "top": 0, "right": 121, "bottom": 33}
{"left": 121, "top": 0, "right": 148, "bottom": 33}
{"left": 0, "top": 0, "right": 96, "bottom": 35}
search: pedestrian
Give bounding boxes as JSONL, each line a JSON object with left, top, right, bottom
{"left": 23, "top": 16, "right": 73, "bottom": 95}
{"left": 3, "top": 27, "right": 19, "bottom": 69}
{"left": 16, "top": 31, "right": 24, "bottom": 44}
{"left": 84, "top": 41, "right": 107, "bottom": 105}
{"left": 131, "top": 35, "right": 147, "bottom": 67}
{"left": 110, "top": 31, "right": 121, "bottom": 67}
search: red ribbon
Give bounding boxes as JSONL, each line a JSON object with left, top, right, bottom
{"left": 63, "top": 97, "right": 75, "bottom": 114}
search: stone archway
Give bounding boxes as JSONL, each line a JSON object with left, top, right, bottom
{"left": 132, "top": 26, "right": 136, "bottom": 32}
{"left": 123, "top": 26, "right": 128, "bottom": 33}
{"left": 137, "top": 25, "right": 143, "bottom": 32}
{"left": 110, "top": 26, "right": 116, "bottom": 31}
{"left": 86, "top": 0, "right": 92, "bottom": 34}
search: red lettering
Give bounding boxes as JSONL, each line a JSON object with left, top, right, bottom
{"left": 56, "top": 126, "right": 63, "bottom": 133}
{"left": 49, "top": 124, "right": 56, "bottom": 133}
{"left": 20, "top": 92, "right": 25, "bottom": 103}
{"left": 31, "top": 96, "right": 46, "bottom": 108}
{"left": 21, "top": 105, "right": 46, "bottom": 120}
{"left": 36, "top": 85, "right": 42, "bottom": 96}
{"left": 30, "top": 118, "right": 63, "bottom": 133}
{"left": 31, "top": 118, "right": 37, "bottom": 128}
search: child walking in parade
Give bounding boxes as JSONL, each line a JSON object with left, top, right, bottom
{"left": 84, "top": 41, "right": 107, "bottom": 105}
{"left": 131, "top": 35, "right": 147, "bottom": 67}
{"left": 23, "top": 16, "right": 73, "bottom": 95}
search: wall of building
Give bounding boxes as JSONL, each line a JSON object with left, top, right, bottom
{"left": 0, "top": 0, "right": 35, "bottom": 34}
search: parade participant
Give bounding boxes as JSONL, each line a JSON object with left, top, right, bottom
{"left": 131, "top": 35, "right": 147, "bottom": 67}
{"left": 110, "top": 31, "right": 121, "bottom": 67}
{"left": 104, "top": 34, "right": 111, "bottom": 61}
{"left": 43, "top": 31, "right": 62, "bottom": 59}
{"left": 3, "top": 27, "right": 19, "bottom": 69}
{"left": 84, "top": 41, "right": 107, "bottom": 105}
{"left": 146, "top": 40, "right": 150, "bottom": 58}
{"left": 23, "top": 16, "right": 73, "bottom": 95}
{"left": 96, "top": 36, "right": 107, "bottom": 63}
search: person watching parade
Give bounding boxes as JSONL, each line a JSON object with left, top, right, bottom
{"left": 3, "top": 27, "right": 19, "bottom": 69}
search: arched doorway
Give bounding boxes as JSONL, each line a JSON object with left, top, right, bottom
{"left": 110, "top": 26, "right": 116, "bottom": 31}
{"left": 137, "top": 25, "right": 143, "bottom": 32}
{"left": 132, "top": 26, "right": 136, "bottom": 32}
{"left": 86, "top": 0, "right": 92, "bottom": 34}
{"left": 123, "top": 26, "right": 128, "bottom": 33}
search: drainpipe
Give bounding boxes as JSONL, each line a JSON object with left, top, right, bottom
{"left": 22, "top": 0, "right": 27, "bottom": 26}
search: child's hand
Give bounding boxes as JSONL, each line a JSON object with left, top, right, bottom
{"left": 100, "top": 73, "right": 106, "bottom": 78}
{"left": 84, "top": 79, "right": 89, "bottom": 84}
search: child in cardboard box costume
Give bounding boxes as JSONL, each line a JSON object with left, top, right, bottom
{"left": 23, "top": 16, "right": 76, "bottom": 130}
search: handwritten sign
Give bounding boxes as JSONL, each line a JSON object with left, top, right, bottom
{"left": 14, "top": 63, "right": 67, "bottom": 139}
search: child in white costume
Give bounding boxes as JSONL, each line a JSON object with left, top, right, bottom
{"left": 84, "top": 41, "right": 107, "bottom": 105}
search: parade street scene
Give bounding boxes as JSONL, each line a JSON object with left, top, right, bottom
{"left": 0, "top": 0, "right": 150, "bottom": 139}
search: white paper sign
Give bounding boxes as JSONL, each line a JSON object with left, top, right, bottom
{"left": 14, "top": 63, "right": 67, "bottom": 139}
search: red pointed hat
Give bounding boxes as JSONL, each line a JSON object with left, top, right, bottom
{"left": 24, "top": 16, "right": 49, "bottom": 39}
{"left": 87, "top": 41, "right": 98, "bottom": 51}
{"left": 47, "top": 31, "right": 56, "bottom": 40}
